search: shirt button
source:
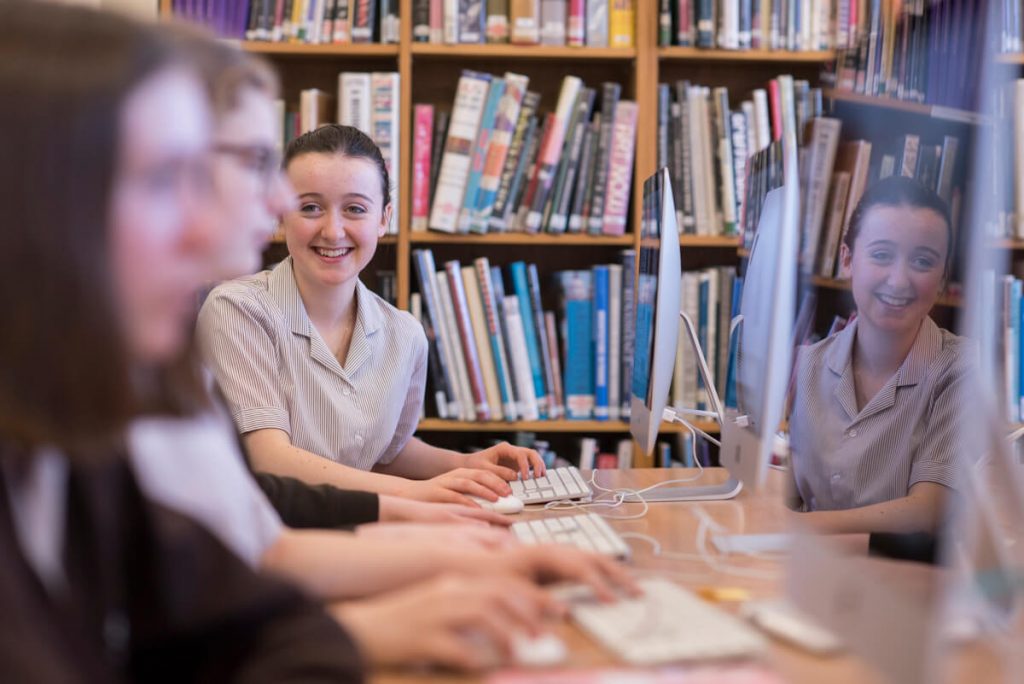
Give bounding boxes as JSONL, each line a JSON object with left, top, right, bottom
{"left": 343, "top": 388, "right": 351, "bottom": 396}
{"left": 355, "top": 434, "right": 364, "bottom": 443}
{"left": 847, "top": 429, "right": 857, "bottom": 438}
{"left": 831, "top": 473, "right": 841, "bottom": 482}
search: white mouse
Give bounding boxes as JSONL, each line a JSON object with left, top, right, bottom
{"left": 469, "top": 495, "right": 524, "bottom": 514}
{"left": 511, "top": 632, "right": 567, "bottom": 667}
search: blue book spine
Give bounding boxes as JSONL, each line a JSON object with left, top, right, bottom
{"left": 510, "top": 261, "right": 549, "bottom": 418}
{"left": 457, "top": 78, "right": 506, "bottom": 232}
{"left": 592, "top": 265, "right": 610, "bottom": 420}
{"left": 697, "top": 275, "right": 709, "bottom": 411}
{"left": 724, "top": 275, "right": 743, "bottom": 410}
{"left": 560, "top": 270, "right": 594, "bottom": 419}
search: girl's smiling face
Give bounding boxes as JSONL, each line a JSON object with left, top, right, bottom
{"left": 840, "top": 204, "right": 949, "bottom": 338}
{"left": 282, "top": 152, "right": 391, "bottom": 290}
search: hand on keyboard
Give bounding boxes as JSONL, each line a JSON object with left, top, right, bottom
{"left": 465, "top": 441, "right": 547, "bottom": 481}
{"left": 509, "top": 466, "right": 593, "bottom": 504}
{"left": 497, "top": 544, "right": 641, "bottom": 602}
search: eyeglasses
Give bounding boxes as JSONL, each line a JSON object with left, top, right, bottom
{"left": 212, "top": 142, "right": 282, "bottom": 188}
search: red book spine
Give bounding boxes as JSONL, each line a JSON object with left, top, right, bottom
{"left": 445, "top": 261, "right": 490, "bottom": 420}
{"left": 515, "top": 112, "right": 555, "bottom": 233}
{"left": 768, "top": 79, "right": 782, "bottom": 142}
{"left": 567, "top": 0, "right": 585, "bottom": 46}
{"left": 412, "top": 105, "right": 433, "bottom": 231}
{"left": 602, "top": 100, "right": 637, "bottom": 236}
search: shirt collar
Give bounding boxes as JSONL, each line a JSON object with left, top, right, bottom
{"left": 826, "top": 316, "right": 943, "bottom": 388}
{"left": 267, "top": 257, "right": 383, "bottom": 339}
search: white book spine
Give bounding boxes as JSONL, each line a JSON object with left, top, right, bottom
{"left": 687, "top": 87, "right": 710, "bottom": 236}
{"left": 1015, "top": 81, "right": 1024, "bottom": 239}
{"left": 682, "top": 272, "right": 700, "bottom": 409}
{"left": 586, "top": 0, "right": 608, "bottom": 47}
{"left": 752, "top": 89, "right": 771, "bottom": 153}
{"left": 429, "top": 72, "right": 491, "bottom": 233}
{"left": 502, "top": 295, "right": 541, "bottom": 420}
{"left": 607, "top": 263, "right": 622, "bottom": 421}
{"left": 436, "top": 273, "right": 476, "bottom": 420}
{"left": 461, "top": 266, "right": 504, "bottom": 420}
{"left": 578, "top": 437, "right": 598, "bottom": 470}
{"left": 444, "top": 0, "right": 459, "bottom": 43}
{"left": 337, "top": 72, "right": 372, "bottom": 135}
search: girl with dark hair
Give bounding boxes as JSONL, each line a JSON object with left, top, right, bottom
{"left": 788, "top": 175, "right": 974, "bottom": 535}
{"left": 199, "top": 124, "right": 546, "bottom": 506}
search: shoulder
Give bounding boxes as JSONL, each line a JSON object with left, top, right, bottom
{"left": 200, "top": 271, "right": 277, "bottom": 324}
{"left": 367, "top": 289, "right": 427, "bottom": 350}
{"left": 935, "top": 328, "right": 977, "bottom": 379}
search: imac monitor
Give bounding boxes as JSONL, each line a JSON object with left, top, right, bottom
{"left": 629, "top": 167, "right": 680, "bottom": 459}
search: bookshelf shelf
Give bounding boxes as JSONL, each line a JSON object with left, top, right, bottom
{"left": 658, "top": 47, "right": 834, "bottom": 63}
{"left": 680, "top": 235, "right": 741, "bottom": 248}
{"left": 811, "top": 276, "right": 962, "bottom": 308}
{"left": 236, "top": 41, "right": 400, "bottom": 57}
{"left": 408, "top": 232, "right": 634, "bottom": 246}
{"left": 410, "top": 44, "right": 637, "bottom": 60}
{"left": 823, "top": 89, "right": 988, "bottom": 126}
{"left": 416, "top": 418, "right": 718, "bottom": 434}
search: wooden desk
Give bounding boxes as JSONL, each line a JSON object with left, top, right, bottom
{"left": 372, "top": 468, "right": 992, "bottom": 684}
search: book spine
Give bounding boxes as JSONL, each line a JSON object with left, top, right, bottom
{"left": 559, "top": 270, "right": 595, "bottom": 419}
{"left": 413, "top": 0, "right": 431, "bottom": 40}
{"left": 676, "top": 81, "right": 695, "bottom": 231}
{"left": 428, "top": 110, "right": 449, "bottom": 200}
{"left": 567, "top": 0, "right": 586, "bottom": 46}
{"left": 544, "top": 312, "right": 565, "bottom": 420}
{"left": 409, "top": 292, "right": 450, "bottom": 418}
{"left": 568, "top": 119, "right": 599, "bottom": 233}
{"left": 457, "top": 78, "right": 507, "bottom": 232}
{"left": 510, "top": 0, "right": 541, "bottom": 44}
{"left": 412, "top": 105, "right": 434, "bottom": 232}
{"left": 489, "top": 90, "right": 540, "bottom": 232}
{"left": 510, "top": 261, "right": 549, "bottom": 417}
{"left": 332, "top": 0, "right": 350, "bottom": 41}
{"left": 602, "top": 100, "right": 637, "bottom": 236}
{"left": 444, "top": 0, "right": 459, "bottom": 42}
{"left": 475, "top": 258, "right": 518, "bottom": 419}
{"left": 619, "top": 249, "right": 635, "bottom": 418}
{"left": 412, "top": 249, "right": 462, "bottom": 417}
{"left": 445, "top": 260, "right": 491, "bottom": 420}
{"left": 350, "top": 0, "right": 374, "bottom": 41}
{"left": 818, "top": 171, "right": 851, "bottom": 277}
{"left": 540, "top": 0, "right": 566, "bottom": 45}
{"left": 659, "top": 0, "right": 671, "bottom": 45}
{"left": 588, "top": 82, "right": 621, "bottom": 234}
{"left": 800, "top": 117, "right": 842, "bottom": 270}
{"left": 551, "top": 89, "right": 595, "bottom": 233}
{"left": 501, "top": 294, "right": 541, "bottom": 419}
{"left": 461, "top": 265, "right": 504, "bottom": 419}
{"left": 514, "top": 112, "right": 556, "bottom": 231}
{"left": 459, "top": 0, "right": 485, "bottom": 43}
{"left": 587, "top": 0, "right": 609, "bottom": 47}
{"left": 429, "top": 71, "right": 492, "bottom": 233}
{"left": 498, "top": 115, "right": 540, "bottom": 231}
{"left": 609, "top": 0, "right": 634, "bottom": 47}
{"left": 523, "top": 77, "right": 583, "bottom": 233}
{"left": 493, "top": 269, "right": 533, "bottom": 419}
{"left": 436, "top": 272, "right": 475, "bottom": 418}
{"left": 471, "top": 73, "right": 528, "bottom": 233}
{"left": 713, "top": 87, "right": 737, "bottom": 236}
{"left": 486, "top": 0, "right": 509, "bottom": 42}
{"left": 371, "top": 72, "right": 400, "bottom": 233}
{"left": 527, "top": 264, "right": 560, "bottom": 418}
{"left": 592, "top": 264, "right": 610, "bottom": 420}
{"left": 696, "top": 0, "right": 713, "bottom": 47}
{"left": 607, "top": 263, "right": 622, "bottom": 421}
{"left": 337, "top": 72, "right": 370, "bottom": 133}
{"left": 429, "top": 0, "right": 443, "bottom": 42}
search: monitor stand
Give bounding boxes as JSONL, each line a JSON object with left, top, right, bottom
{"left": 621, "top": 311, "right": 743, "bottom": 503}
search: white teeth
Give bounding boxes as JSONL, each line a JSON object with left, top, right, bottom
{"left": 877, "top": 294, "right": 912, "bottom": 306}
{"left": 315, "top": 247, "right": 351, "bottom": 258}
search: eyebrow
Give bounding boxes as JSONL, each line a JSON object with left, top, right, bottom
{"left": 296, "top": 191, "right": 375, "bottom": 203}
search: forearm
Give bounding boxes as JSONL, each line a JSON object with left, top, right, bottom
{"left": 795, "top": 482, "right": 948, "bottom": 535}
{"left": 374, "top": 437, "right": 465, "bottom": 479}
{"left": 246, "top": 435, "right": 412, "bottom": 496}
{"left": 261, "top": 529, "right": 496, "bottom": 599}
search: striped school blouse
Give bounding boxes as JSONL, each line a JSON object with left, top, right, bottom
{"left": 197, "top": 257, "right": 428, "bottom": 471}
{"left": 788, "top": 316, "right": 975, "bottom": 511}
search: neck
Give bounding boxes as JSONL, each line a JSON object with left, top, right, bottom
{"left": 853, "top": 318, "right": 923, "bottom": 378}
{"left": 291, "top": 262, "right": 357, "bottom": 331}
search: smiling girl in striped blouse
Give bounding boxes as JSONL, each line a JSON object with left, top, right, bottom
{"left": 788, "top": 176, "right": 975, "bottom": 535}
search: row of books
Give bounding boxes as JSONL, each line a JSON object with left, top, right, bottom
{"left": 657, "top": 0, "right": 836, "bottom": 51}
{"left": 410, "top": 249, "right": 641, "bottom": 422}
{"left": 998, "top": 274, "right": 1024, "bottom": 424}
{"left": 172, "top": 0, "right": 400, "bottom": 43}
{"left": 280, "top": 72, "right": 401, "bottom": 233}
{"left": 828, "top": 0, "right": 986, "bottom": 110}
{"left": 413, "top": 0, "right": 635, "bottom": 47}
{"left": 998, "top": 80, "right": 1024, "bottom": 239}
{"left": 418, "top": 72, "right": 637, "bottom": 236}
{"left": 657, "top": 74, "right": 819, "bottom": 237}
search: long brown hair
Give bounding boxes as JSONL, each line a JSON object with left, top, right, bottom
{"left": 0, "top": 3, "right": 197, "bottom": 454}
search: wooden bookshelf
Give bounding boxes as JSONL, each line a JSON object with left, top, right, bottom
{"left": 811, "top": 276, "right": 963, "bottom": 308}
{"left": 411, "top": 44, "right": 637, "bottom": 60}
{"left": 408, "top": 232, "right": 634, "bottom": 246}
{"left": 416, "top": 418, "right": 718, "bottom": 434}
{"left": 823, "top": 89, "right": 989, "bottom": 126}
{"left": 680, "top": 235, "right": 741, "bottom": 248}
{"left": 236, "top": 41, "right": 400, "bottom": 57}
{"left": 658, "top": 47, "right": 834, "bottom": 63}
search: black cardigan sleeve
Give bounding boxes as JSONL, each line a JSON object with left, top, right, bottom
{"left": 253, "top": 473, "right": 380, "bottom": 530}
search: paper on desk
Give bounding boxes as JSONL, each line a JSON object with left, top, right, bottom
{"left": 488, "top": 665, "right": 783, "bottom": 684}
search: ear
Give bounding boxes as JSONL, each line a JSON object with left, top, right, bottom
{"left": 838, "top": 243, "right": 853, "bottom": 279}
{"left": 378, "top": 204, "right": 393, "bottom": 238}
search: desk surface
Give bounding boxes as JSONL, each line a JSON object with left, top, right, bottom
{"left": 372, "top": 468, "right": 998, "bottom": 684}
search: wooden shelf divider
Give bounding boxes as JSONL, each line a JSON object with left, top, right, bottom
{"left": 658, "top": 47, "right": 834, "bottom": 62}
{"left": 416, "top": 418, "right": 719, "bottom": 434}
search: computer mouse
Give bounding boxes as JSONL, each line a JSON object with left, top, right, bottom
{"left": 469, "top": 495, "right": 524, "bottom": 514}
{"left": 511, "top": 632, "right": 567, "bottom": 667}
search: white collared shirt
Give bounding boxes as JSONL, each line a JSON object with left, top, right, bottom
{"left": 789, "top": 317, "right": 975, "bottom": 511}
{"left": 197, "top": 257, "right": 428, "bottom": 471}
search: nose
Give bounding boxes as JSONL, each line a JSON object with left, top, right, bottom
{"left": 885, "top": 258, "right": 912, "bottom": 290}
{"left": 320, "top": 207, "right": 348, "bottom": 241}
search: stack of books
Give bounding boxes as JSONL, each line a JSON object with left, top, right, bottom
{"left": 415, "top": 72, "right": 636, "bottom": 237}
{"left": 658, "top": 0, "right": 836, "bottom": 50}
{"left": 412, "top": 0, "right": 635, "bottom": 47}
{"left": 277, "top": 72, "right": 401, "bottom": 233}
{"left": 658, "top": 74, "right": 821, "bottom": 238}
{"left": 170, "top": 0, "right": 400, "bottom": 43}
{"left": 410, "top": 249, "right": 643, "bottom": 423}
{"left": 830, "top": 0, "right": 986, "bottom": 110}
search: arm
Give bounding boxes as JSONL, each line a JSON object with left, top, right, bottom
{"left": 252, "top": 472, "right": 379, "bottom": 529}
{"left": 791, "top": 481, "right": 950, "bottom": 535}
{"left": 378, "top": 436, "right": 547, "bottom": 483}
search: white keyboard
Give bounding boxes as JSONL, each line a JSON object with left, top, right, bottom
{"left": 511, "top": 513, "right": 631, "bottom": 560}
{"left": 509, "top": 466, "right": 592, "bottom": 504}
{"left": 567, "top": 578, "right": 767, "bottom": 665}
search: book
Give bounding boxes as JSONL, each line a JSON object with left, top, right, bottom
{"left": 475, "top": 258, "right": 517, "bottom": 420}
{"left": 544, "top": 311, "right": 566, "bottom": 421}
{"left": 800, "top": 117, "right": 842, "bottom": 271}
{"left": 501, "top": 294, "right": 541, "bottom": 419}
{"left": 587, "top": 0, "right": 609, "bottom": 47}
{"left": 461, "top": 265, "right": 504, "bottom": 419}
{"left": 411, "top": 105, "right": 434, "bottom": 232}
{"left": 559, "top": 270, "right": 595, "bottom": 419}
{"left": 527, "top": 264, "right": 558, "bottom": 417}
{"left": 816, "top": 171, "right": 851, "bottom": 278}
{"left": 413, "top": 0, "right": 431, "bottom": 40}
{"left": 510, "top": 0, "right": 540, "bottom": 44}
{"left": 428, "top": 109, "right": 450, "bottom": 201}
{"left": 445, "top": 260, "right": 491, "bottom": 420}
{"left": 436, "top": 271, "right": 476, "bottom": 419}
{"left": 429, "top": 71, "right": 492, "bottom": 233}
{"left": 609, "top": 0, "right": 634, "bottom": 47}
{"left": 337, "top": 72, "right": 371, "bottom": 134}
{"left": 299, "top": 88, "right": 331, "bottom": 133}
{"left": 602, "top": 100, "right": 637, "bottom": 236}
{"left": 350, "top": 0, "right": 375, "bottom": 41}
{"left": 486, "top": 0, "right": 509, "bottom": 42}
{"left": 412, "top": 249, "right": 461, "bottom": 417}
{"left": 540, "top": 0, "right": 566, "bottom": 45}
{"left": 592, "top": 265, "right": 610, "bottom": 420}
{"left": 607, "top": 263, "right": 622, "bottom": 421}
{"left": 370, "top": 72, "right": 400, "bottom": 233}
{"left": 567, "top": 0, "right": 585, "bottom": 46}
{"left": 549, "top": 88, "right": 596, "bottom": 233}
{"left": 588, "top": 82, "right": 621, "bottom": 234}
{"left": 490, "top": 90, "right": 541, "bottom": 232}
{"left": 619, "top": 249, "right": 636, "bottom": 418}
{"left": 458, "top": 77, "right": 507, "bottom": 232}
{"left": 471, "top": 73, "right": 529, "bottom": 233}
{"left": 510, "top": 262, "right": 549, "bottom": 417}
